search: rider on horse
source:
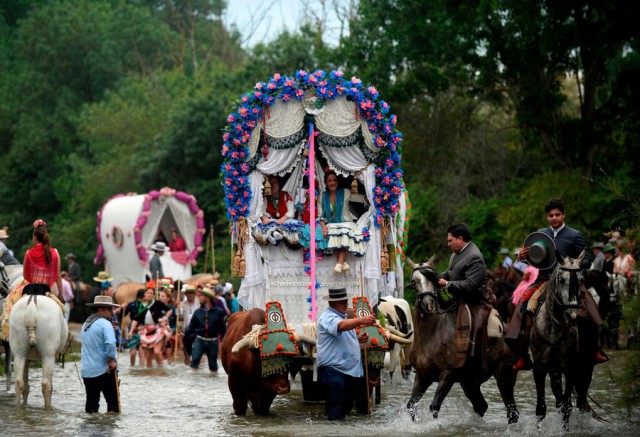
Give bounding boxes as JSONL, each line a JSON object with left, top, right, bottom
{"left": 436, "top": 223, "right": 494, "bottom": 371}
{"left": 506, "top": 199, "right": 609, "bottom": 371}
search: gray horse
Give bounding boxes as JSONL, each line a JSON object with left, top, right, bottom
{"left": 530, "top": 251, "right": 596, "bottom": 425}
{"left": 405, "top": 256, "right": 519, "bottom": 423}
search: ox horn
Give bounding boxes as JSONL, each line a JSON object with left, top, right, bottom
{"left": 406, "top": 257, "right": 417, "bottom": 269}
{"left": 387, "top": 326, "right": 412, "bottom": 339}
{"left": 294, "top": 333, "right": 317, "bottom": 345}
{"left": 231, "top": 337, "right": 252, "bottom": 354}
{"left": 387, "top": 331, "right": 413, "bottom": 345}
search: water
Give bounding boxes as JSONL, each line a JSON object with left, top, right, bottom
{"left": 1, "top": 348, "right": 639, "bottom": 436}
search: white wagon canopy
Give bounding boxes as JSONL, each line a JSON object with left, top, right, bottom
{"left": 94, "top": 187, "right": 205, "bottom": 287}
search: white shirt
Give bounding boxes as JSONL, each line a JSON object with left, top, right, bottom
{"left": 180, "top": 298, "right": 200, "bottom": 330}
{"left": 551, "top": 224, "right": 565, "bottom": 238}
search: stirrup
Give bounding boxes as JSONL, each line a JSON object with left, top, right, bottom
{"left": 595, "top": 350, "right": 609, "bottom": 364}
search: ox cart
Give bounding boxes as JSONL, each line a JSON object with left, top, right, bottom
{"left": 94, "top": 187, "right": 206, "bottom": 288}
{"left": 221, "top": 70, "right": 410, "bottom": 409}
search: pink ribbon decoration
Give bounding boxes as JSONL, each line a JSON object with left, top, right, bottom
{"left": 309, "top": 122, "right": 318, "bottom": 322}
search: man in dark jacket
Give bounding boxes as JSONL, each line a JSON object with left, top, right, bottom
{"left": 509, "top": 198, "right": 607, "bottom": 370}
{"left": 437, "top": 223, "right": 491, "bottom": 367}
{"left": 184, "top": 287, "right": 226, "bottom": 373}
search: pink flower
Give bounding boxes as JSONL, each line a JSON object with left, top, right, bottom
{"left": 273, "top": 73, "right": 281, "bottom": 81}
{"left": 285, "top": 78, "right": 295, "bottom": 87}
{"left": 351, "top": 76, "right": 362, "bottom": 85}
{"left": 295, "top": 89, "right": 304, "bottom": 97}
{"left": 255, "top": 82, "right": 263, "bottom": 89}
{"left": 227, "top": 114, "right": 235, "bottom": 123}
{"left": 239, "top": 107, "right": 249, "bottom": 117}
{"left": 334, "top": 70, "right": 344, "bottom": 77}
{"left": 267, "top": 82, "right": 276, "bottom": 90}
{"left": 298, "top": 70, "right": 307, "bottom": 77}
{"left": 309, "top": 75, "right": 317, "bottom": 83}
{"left": 283, "top": 94, "right": 291, "bottom": 101}
{"left": 254, "top": 91, "right": 262, "bottom": 98}
{"left": 223, "top": 132, "right": 230, "bottom": 141}
{"left": 367, "top": 86, "right": 378, "bottom": 95}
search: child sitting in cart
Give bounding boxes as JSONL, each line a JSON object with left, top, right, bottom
{"left": 253, "top": 175, "right": 304, "bottom": 248}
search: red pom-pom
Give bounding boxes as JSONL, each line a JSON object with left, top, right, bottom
{"left": 276, "top": 343, "right": 283, "bottom": 351}
{"left": 263, "top": 335, "right": 268, "bottom": 341}
{"left": 356, "top": 328, "right": 360, "bottom": 335}
{"left": 289, "top": 335, "right": 296, "bottom": 342}
{"left": 371, "top": 337, "right": 378, "bottom": 346}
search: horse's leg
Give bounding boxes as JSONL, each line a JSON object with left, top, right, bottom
{"left": 5, "top": 343, "right": 11, "bottom": 392}
{"left": 429, "top": 373, "right": 455, "bottom": 418}
{"left": 13, "top": 354, "right": 25, "bottom": 407}
{"left": 494, "top": 365, "right": 519, "bottom": 423}
{"left": 533, "top": 366, "right": 547, "bottom": 421}
{"left": 560, "top": 372, "right": 574, "bottom": 426}
{"left": 460, "top": 380, "right": 488, "bottom": 417}
{"left": 41, "top": 354, "right": 55, "bottom": 410}
{"left": 406, "top": 373, "right": 431, "bottom": 421}
{"left": 549, "top": 368, "right": 563, "bottom": 408}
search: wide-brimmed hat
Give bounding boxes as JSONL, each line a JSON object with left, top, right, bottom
{"left": 200, "top": 287, "right": 215, "bottom": 299}
{"left": 523, "top": 232, "right": 557, "bottom": 272}
{"left": 322, "top": 288, "right": 352, "bottom": 301}
{"left": 86, "top": 295, "right": 120, "bottom": 308}
{"left": 150, "top": 241, "right": 169, "bottom": 252}
{"left": 499, "top": 248, "right": 510, "bottom": 255}
{"left": 182, "top": 284, "right": 196, "bottom": 293}
{"left": 0, "top": 229, "right": 9, "bottom": 239}
{"left": 591, "top": 242, "right": 604, "bottom": 250}
{"left": 65, "top": 253, "right": 76, "bottom": 259}
{"left": 93, "top": 271, "right": 113, "bottom": 283}
{"left": 604, "top": 245, "right": 615, "bottom": 253}
{"left": 159, "top": 278, "right": 174, "bottom": 289}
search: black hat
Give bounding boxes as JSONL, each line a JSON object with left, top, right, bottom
{"left": 322, "top": 288, "right": 352, "bottom": 301}
{"left": 523, "top": 231, "right": 557, "bottom": 272}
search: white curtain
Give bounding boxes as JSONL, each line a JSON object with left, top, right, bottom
{"left": 143, "top": 197, "right": 196, "bottom": 252}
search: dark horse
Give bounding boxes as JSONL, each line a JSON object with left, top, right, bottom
{"left": 405, "top": 256, "right": 519, "bottom": 424}
{"left": 530, "top": 251, "right": 596, "bottom": 425}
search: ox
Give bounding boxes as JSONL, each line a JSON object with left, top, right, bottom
{"left": 379, "top": 296, "right": 413, "bottom": 380}
{"left": 220, "top": 308, "right": 315, "bottom": 415}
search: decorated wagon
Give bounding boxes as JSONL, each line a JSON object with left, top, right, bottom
{"left": 94, "top": 187, "right": 206, "bottom": 287}
{"left": 223, "top": 69, "right": 409, "bottom": 323}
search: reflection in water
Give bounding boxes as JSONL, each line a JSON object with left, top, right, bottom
{"left": 1, "top": 349, "right": 639, "bottom": 436}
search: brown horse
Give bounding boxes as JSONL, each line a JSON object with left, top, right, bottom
{"left": 406, "top": 256, "right": 519, "bottom": 424}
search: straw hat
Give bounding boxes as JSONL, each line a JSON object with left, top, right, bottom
{"left": 93, "top": 271, "right": 113, "bottom": 283}
{"left": 0, "top": 229, "right": 9, "bottom": 239}
{"left": 86, "top": 295, "right": 120, "bottom": 308}
{"left": 182, "top": 284, "right": 196, "bottom": 293}
{"left": 159, "top": 278, "right": 174, "bottom": 289}
{"left": 322, "top": 288, "right": 352, "bottom": 301}
{"left": 200, "top": 287, "right": 216, "bottom": 299}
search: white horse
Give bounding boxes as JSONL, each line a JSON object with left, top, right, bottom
{"left": 9, "top": 293, "right": 68, "bottom": 409}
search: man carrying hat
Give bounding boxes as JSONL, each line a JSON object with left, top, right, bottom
{"left": 507, "top": 198, "right": 607, "bottom": 370}
{"left": 317, "top": 288, "right": 377, "bottom": 420}
{"left": 81, "top": 295, "right": 121, "bottom": 414}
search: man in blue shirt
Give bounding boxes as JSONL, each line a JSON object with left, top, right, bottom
{"left": 317, "top": 288, "right": 377, "bottom": 420}
{"left": 81, "top": 295, "right": 120, "bottom": 413}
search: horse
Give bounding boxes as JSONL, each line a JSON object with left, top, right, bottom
{"left": 9, "top": 290, "right": 69, "bottom": 409}
{"left": 405, "top": 256, "right": 519, "bottom": 423}
{"left": 530, "top": 251, "right": 596, "bottom": 424}
{"left": 495, "top": 264, "right": 523, "bottom": 286}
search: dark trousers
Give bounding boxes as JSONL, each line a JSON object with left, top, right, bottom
{"left": 83, "top": 372, "right": 119, "bottom": 413}
{"left": 190, "top": 337, "right": 219, "bottom": 371}
{"left": 318, "top": 366, "right": 367, "bottom": 420}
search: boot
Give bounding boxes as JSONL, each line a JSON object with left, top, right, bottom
{"left": 595, "top": 325, "right": 609, "bottom": 364}
{"left": 512, "top": 313, "right": 533, "bottom": 371}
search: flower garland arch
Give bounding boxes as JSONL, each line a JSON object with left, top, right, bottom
{"left": 221, "top": 69, "right": 404, "bottom": 227}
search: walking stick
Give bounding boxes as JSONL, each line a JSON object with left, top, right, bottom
{"left": 113, "top": 368, "right": 122, "bottom": 413}
{"left": 360, "top": 264, "right": 371, "bottom": 417}
{"left": 174, "top": 280, "right": 181, "bottom": 363}
{"left": 210, "top": 224, "right": 216, "bottom": 274}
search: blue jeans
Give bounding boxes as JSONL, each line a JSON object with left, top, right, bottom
{"left": 190, "top": 337, "right": 218, "bottom": 371}
{"left": 318, "top": 366, "right": 367, "bottom": 420}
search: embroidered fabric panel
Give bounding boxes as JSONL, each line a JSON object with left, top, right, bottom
{"left": 263, "top": 100, "right": 305, "bottom": 139}
{"left": 315, "top": 97, "right": 360, "bottom": 137}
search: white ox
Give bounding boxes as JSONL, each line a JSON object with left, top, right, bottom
{"left": 379, "top": 296, "right": 414, "bottom": 380}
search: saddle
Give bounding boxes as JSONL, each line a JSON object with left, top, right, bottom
{"left": 454, "top": 302, "right": 492, "bottom": 371}
{"left": 23, "top": 283, "right": 51, "bottom": 296}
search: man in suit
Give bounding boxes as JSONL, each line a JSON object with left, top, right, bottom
{"left": 510, "top": 198, "right": 607, "bottom": 370}
{"left": 437, "top": 223, "right": 492, "bottom": 368}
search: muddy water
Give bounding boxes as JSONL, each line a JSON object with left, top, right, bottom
{"left": 1, "top": 348, "right": 639, "bottom": 436}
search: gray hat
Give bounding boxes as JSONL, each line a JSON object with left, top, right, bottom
{"left": 65, "top": 253, "right": 76, "bottom": 259}
{"left": 523, "top": 232, "right": 558, "bottom": 272}
{"left": 150, "top": 241, "right": 169, "bottom": 252}
{"left": 499, "top": 248, "right": 510, "bottom": 255}
{"left": 322, "top": 288, "right": 353, "bottom": 301}
{"left": 213, "top": 284, "right": 225, "bottom": 295}
{"left": 591, "top": 242, "right": 604, "bottom": 250}
{"left": 86, "top": 295, "right": 120, "bottom": 308}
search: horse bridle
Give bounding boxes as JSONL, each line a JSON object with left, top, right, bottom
{"left": 410, "top": 266, "right": 449, "bottom": 315}
{"left": 553, "top": 265, "right": 583, "bottom": 310}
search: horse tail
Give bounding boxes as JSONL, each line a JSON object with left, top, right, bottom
{"left": 25, "top": 296, "right": 38, "bottom": 346}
